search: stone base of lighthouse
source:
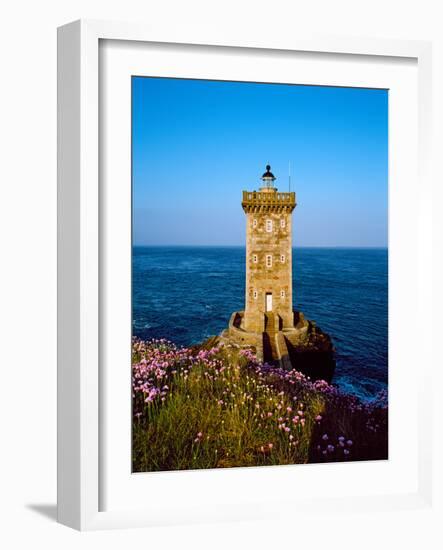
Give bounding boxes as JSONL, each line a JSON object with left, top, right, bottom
{"left": 220, "top": 309, "right": 336, "bottom": 383}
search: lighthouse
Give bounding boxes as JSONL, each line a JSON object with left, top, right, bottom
{"left": 222, "top": 164, "right": 334, "bottom": 378}
{"left": 242, "top": 165, "right": 296, "bottom": 334}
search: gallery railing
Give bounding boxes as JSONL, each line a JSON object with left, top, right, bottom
{"left": 242, "top": 191, "right": 296, "bottom": 206}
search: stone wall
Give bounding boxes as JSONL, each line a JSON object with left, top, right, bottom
{"left": 243, "top": 187, "right": 296, "bottom": 332}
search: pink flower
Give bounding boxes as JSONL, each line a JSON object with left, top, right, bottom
{"left": 322, "top": 434, "right": 328, "bottom": 441}
{"left": 268, "top": 443, "right": 273, "bottom": 450}
{"left": 344, "top": 449, "right": 350, "bottom": 456}
{"left": 315, "top": 415, "right": 322, "bottom": 421}
{"left": 346, "top": 440, "right": 353, "bottom": 446}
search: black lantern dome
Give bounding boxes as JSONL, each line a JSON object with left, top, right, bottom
{"left": 261, "top": 164, "right": 276, "bottom": 188}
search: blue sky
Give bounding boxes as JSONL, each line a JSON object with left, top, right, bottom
{"left": 132, "top": 77, "right": 388, "bottom": 247}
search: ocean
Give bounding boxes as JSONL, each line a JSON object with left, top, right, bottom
{"left": 132, "top": 246, "right": 388, "bottom": 402}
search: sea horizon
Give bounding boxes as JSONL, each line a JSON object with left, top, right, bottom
{"left": 133, "top": 244, "right": 388, "bottom": 249}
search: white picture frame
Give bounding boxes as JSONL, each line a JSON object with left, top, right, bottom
{"left": 57, "top": 19, "right": 433, "bottom": 531}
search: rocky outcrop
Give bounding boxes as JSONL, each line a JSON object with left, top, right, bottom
{"left": 283, "top": 319, "right": 336, "bottom": 383}
{"left": 220, "top": 309, "right": 335, "bottom": 383}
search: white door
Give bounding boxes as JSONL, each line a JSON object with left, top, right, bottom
{"left": 266, "top": 293, "right": 272, "bottom": 312}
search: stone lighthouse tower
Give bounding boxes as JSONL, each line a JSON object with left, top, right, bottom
{"left": 222, "top": 164, "right": 334, "bottom": 376}
{"left": 242, "top": 165, "right": 296, "bottom": 333}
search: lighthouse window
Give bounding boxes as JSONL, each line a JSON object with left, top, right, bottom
{"left": 265, "top": 219, "right": 273, "bottom": 233}
{"left": 253, "top": 290, "right": 258, "bottom": 299}
{"left": 280, "top": 290, "right": 285, "bottom": 298}
{"left": 253, "top": 219, "right": 257, "bottom": 228}
{"left": 252, "top": 254, "right": 258, "bottom": 263}
{"left": 280, "top": 254, "right": 285, "bottom": 263}
{"left": 280, "top": 218, "right": 286, "bottom": 228}
{"left": 266, "top": 255, "right": 272, "bottom": 267}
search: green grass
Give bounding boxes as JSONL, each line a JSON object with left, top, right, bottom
{"left": 132, "top": 339, "right": 388, "bottom": 472}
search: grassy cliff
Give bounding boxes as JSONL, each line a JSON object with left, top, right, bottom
{"left": 132, "top": 338, "right": 388, "bottom": 472}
